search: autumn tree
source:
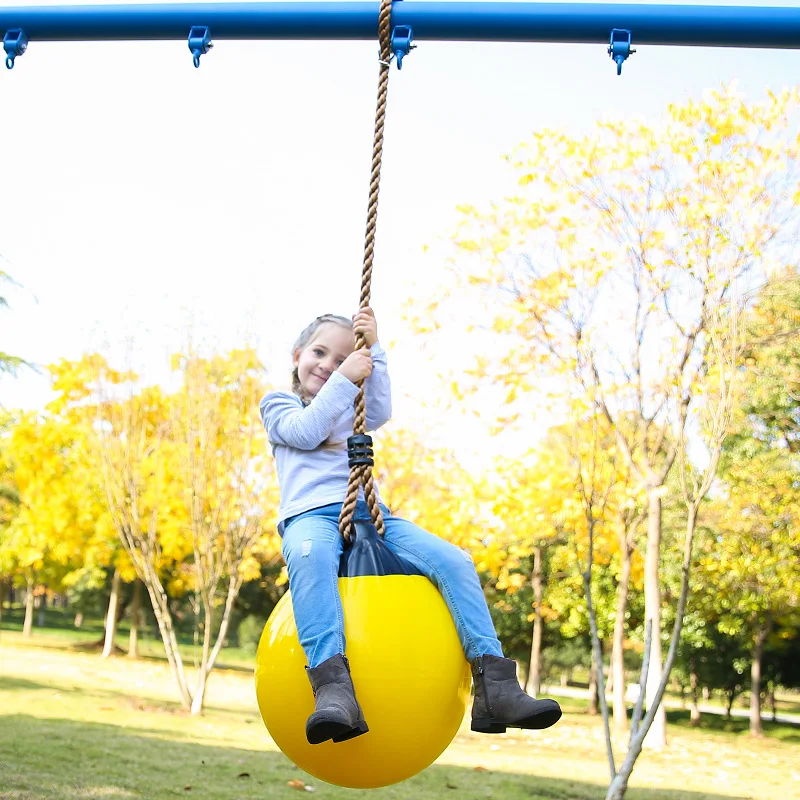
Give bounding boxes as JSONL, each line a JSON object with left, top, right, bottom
{"left": 489, "top": 445, "right": 575, "bottom": 696}
{"left": 0, "top": 411, "right": 111, "bottom": 636}
{"left": 605, "top": 242, "right": 744, "bottom": 799}
{"left": 0, "top": 412, "right": 21, "bottom": 627}
{"left": 709, "top": 267, "right": 800, "bottom": 736}
{"left": 168, "top": 348, "right": 282, "bottom": 714}
{"left": 409, "top": 85, "right": 800, "bottom": 754}
{"left": 45, "top": 357, "right": 143, "bottom": 653}
{"left": 49, "top": 350, "right": 282, "bottom": 713}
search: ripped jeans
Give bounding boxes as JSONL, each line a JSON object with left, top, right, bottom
{"left": 281, "top": 500, "right": 504, "bottom": 668}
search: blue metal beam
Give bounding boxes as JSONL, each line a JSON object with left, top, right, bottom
{"left": 0, "top": 3, "right": 798, "bottom": 49}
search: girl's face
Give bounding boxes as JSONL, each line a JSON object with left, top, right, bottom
{"left": 294, "top": 323, "right": 355, "bottom": 397}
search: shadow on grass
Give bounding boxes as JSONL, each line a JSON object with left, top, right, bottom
{"left": 0, "top": 671, "right": 259, "bottom": 722}
{"left": 1, "top": 612, "right": 257, "bottom": 675}
{"left": 0, "top": 675, "right": 250, "bottom": 723}
{"left": 665, "top": 708, "right": 800, "bottom": 743}
{"left": 0, "top": 714, "right": 752, "bottom": 800}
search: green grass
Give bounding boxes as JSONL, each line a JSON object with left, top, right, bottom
{"left": 0, "top": 605, "right": 257, "bottom": 670}
{"left": 2, "top": 638, "right": 799, "bottom": 800}
{"left": 8, "top": 608, "right": 799, "bottom": 720}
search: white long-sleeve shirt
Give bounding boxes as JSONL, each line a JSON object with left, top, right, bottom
{"left": 260, "top": 342, "right": 392, "bottom": 529}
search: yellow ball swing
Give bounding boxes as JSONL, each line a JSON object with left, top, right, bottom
{"left": 254, "top": 521, "right": 471, "bottom": 788}
{"left": 254, "top": 0, "right": 470, "bottom": 788}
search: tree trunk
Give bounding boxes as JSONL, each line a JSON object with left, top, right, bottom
{"left": 589, "top": 649, "right": 599, "bottom": 716}
{"left": 643, "top": 489, "right": 666, "bottom": 749}
{"left": 102, "top": 568, "right": 122, "bottom": 659}
{"left": 526, "top": 545, "right": 543, "bottom": 696}
{"left": 768, "top": 684, "right": 777, "bottom": 722}
{"left": 142, "top": 569, "right": 193, "bottom": 710}
{"left": 689, "top": 665, "right": 701, "bottom": 727}
{"left": 725, "top": 691, "right": 735, "bottom": 720}
{"left": 0, "top": 578, "right": 7, "bottom": 629}
{"left": 128, "top": 579, "right": 142, "bottom": 659}
{"left": 605, "top": 500, "right": 704, "bottom": 799}
{"left": 36, "top": 586, "right": 48, "bottom": 627}
{"left": 612, "top": 533, "right": 632, "bottom": 733}
{"left": 190, "top": 575, "right": 241, "bottom": 715}
{"left": 750, "top": 623, "right": 768, "bottom": 738}
{"left": 23, "top": 578, "right": 35, "bottom": 638}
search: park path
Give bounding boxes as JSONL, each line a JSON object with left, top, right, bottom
{"left": 542, "top": 683, "right": 800, "bottom": 725}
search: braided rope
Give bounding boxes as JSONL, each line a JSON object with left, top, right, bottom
{"left": 338, "top": 0, "right": 394, "bottom": 540}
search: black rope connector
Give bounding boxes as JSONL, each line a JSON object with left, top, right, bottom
{"left": 347, "top": 434, "right": 374, "bottom": 468}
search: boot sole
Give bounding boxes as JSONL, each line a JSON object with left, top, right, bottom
{"left": 306, "top": 719, "right": 369, "bottom": 745}
{"left": 472, "top": 707, "right": 562, "bottom": 734}
{"left": 471, "top": 719, "right": 507, "bottom": 734}
{"left": 332, "top": 720, "right": 369, "bottom": 743}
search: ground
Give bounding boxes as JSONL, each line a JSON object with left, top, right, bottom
{"left": 1, "top": 630, "right": 798, "bottom": 800}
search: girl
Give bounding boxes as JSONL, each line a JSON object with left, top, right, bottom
{"left": 260, "top": 308, "right": 562, "bottom": 745}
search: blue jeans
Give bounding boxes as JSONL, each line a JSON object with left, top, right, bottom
{"left": 281, "top": 501, "right": 504, "bottom": 668}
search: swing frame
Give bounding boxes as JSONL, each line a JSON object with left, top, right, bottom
{"left": 1, "top": 3, "right": 799, "bottom": 56}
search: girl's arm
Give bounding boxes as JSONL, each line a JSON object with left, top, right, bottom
{"left": 260, "top": 372, "right": 359, "bottom": 450}
{"left": 365, "top": 342, "right": 392, "bottom": 431}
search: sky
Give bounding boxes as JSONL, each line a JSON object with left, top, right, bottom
{"left": 2, "top": 0, "right": 800, "bottom": 470}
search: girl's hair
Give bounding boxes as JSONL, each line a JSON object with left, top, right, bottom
{"left": 291, "top": 314, "right": 353, "bottom": 403}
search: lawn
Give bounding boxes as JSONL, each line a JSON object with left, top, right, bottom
{"left": 1, "top": 633, "right": 798, "bottom": 800}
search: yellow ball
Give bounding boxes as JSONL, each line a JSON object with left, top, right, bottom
{"left": 255, "top": 574, "right": 471, "bottom": 788}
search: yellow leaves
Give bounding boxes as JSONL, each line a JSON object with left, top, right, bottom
{"left": 238, "top": 555, "right": 262, "bottom": 583}
{"left": 275, "top": 565, "right": 289, "bottom": 587}
{"left": 497, "top": 571, "right": 527, "bottom": 594}
{"left": 2, "top": 347, "right": 281, "bottom": 604}
{"left": 0, "top": 409, "right": 115, "bottom": 587}
{"left": 449, "top": 381, "right": 464, "bottom": 402}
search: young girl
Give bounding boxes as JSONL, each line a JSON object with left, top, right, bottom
{"left": 260, "top": 308, "right": 562, "bottom": 745}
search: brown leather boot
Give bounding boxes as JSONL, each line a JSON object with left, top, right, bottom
{"left": 471, "top": 654, "right": 562, "bottom": 734}
{"left": 305, "top": 653, "right": 369, "bottom": 744}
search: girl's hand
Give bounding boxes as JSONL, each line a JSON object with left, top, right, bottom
{"left": 338, "top": 348, "right": 373, "bottom": 384}
{"left": 353, "top": 307, "right": 378, "bottom": 348}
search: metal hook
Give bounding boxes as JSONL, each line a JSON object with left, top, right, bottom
{"left": 608, "top": 28, "right": 635, "bottom": 75}
{"left": 188, "top": 25, "right": 212, "bottom": 68}
{"left": 391, "top": 25, "right": 415, "bottom": 69}
{"left": 3, "top": 29, "right": 28, "bottom": 70}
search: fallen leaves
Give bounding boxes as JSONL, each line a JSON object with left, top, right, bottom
{"left": 287, "top": 778, "right": 316, "bottom": 792}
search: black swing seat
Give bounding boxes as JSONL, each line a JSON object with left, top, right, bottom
{"left": 339, "top": 520, "right": 424, "bottom": 578}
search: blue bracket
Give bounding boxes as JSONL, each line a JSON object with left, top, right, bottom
{"left": 391, "top": 25, "right": 415, "bottom": 69}
{"left": 608, "top": 28, "right": 635, "bottom": 75}
{"left": 3, "top": 28, "right": 27, "bottom": 70}
{"left": 188, "top": 25, "right": 212, "bottom": 68}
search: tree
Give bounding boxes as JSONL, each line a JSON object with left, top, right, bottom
{"left": 167, "top": 348, "right": 282, "bottom": 714}
{"left": 0, "top": 411, "right": 108, "bottom": 635}
{"left": 408, "top": 85, "right": 800, "bottom": 753}
{"left": 48, "top": 350, "right": 282, "bottom": 713}
{"left": 0, "top": 412, "right": 21, "bottom": 629}
{"left": 710, "top": 267, "right": 800, "bottom": 736}
{"left": 489, "top": 445, "right": 575, "bottom": 696}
